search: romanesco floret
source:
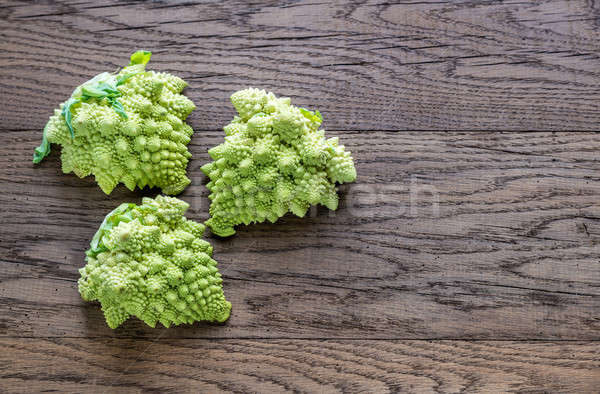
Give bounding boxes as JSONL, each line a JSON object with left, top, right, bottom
{"left": 33, "top": 51, "right": 196, "bottom": 195}
{"left": 201, "top": 88, "right": 357, "bottom": 237}
{"left": 78, "top": 195, "right": 231, "bottom": 329}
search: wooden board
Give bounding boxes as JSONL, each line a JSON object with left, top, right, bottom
{"left": 2, "top": 0, "right": 600, "bottom": 131}
{"left": 1, "top": 0, "right": 599, "bottom": 392}
{"left": 2, "top": 339, "right": 599, "bottom": 393}
{"left": 2, "top": 130, "right": 600, "bottom": 341}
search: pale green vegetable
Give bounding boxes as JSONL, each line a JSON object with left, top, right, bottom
{"left": 34, "top": 51, "right": 195, "bottom": 195}
{"left": 78, "top": 195, "right": 231, "bottom": 329}
{"left": 202, "top": 88, "right": 357, "bottom": 236}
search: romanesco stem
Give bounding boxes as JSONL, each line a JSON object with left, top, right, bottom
{"left": 33, "top": 122, "right": 52, "bottom": 164}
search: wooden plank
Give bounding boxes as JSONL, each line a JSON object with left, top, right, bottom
{"left": 1, "top": 130, "right": 599, "bottom": 339}
{"left": 2, "top": 0, "right": 600, "bottom": 131}
{"left": 1, "top": 338, "right": 598, "bottom": 393}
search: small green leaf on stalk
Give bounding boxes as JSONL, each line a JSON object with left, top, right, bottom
{"left": 111, "top": 99, "right": 128, "bottom": 118}
{"left": 96, "top": 81, "right": 120, "bottom": 96}
{"left": 299, "top": 107, "right": 322, "bottom": 124}
{"left": 82, "top": 84, "right": 109, "bottom": 98}
{"left": 35, "top": 51, "right": 151, "bottom": 165}
{"left": 88, "top": 203, "right": 137, "bottom": 258}
{"left": 129, "top": 50, "right": 152, "bottom": 66}
{"left": 116, "top": 72, "right": 139, "bottom": 86}
{"left": 33, "top": 122, "right": 53, "bottom": 164}
{"left": 61, "top": 97, "right": 79, "bottom": 139}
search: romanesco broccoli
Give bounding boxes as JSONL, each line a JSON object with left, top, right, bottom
{"left": 202, "top": 88, "right": 357, "bottom": 237}
{"left": 78, "top": 195, "right": 231, "bottom": 329}
{"left": 34, "top": 51, "right": 195, "bottom": 195}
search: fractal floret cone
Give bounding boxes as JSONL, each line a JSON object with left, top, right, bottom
{"left": 78, "top": 195, "right": 231, "bottom": 329}
{"left": 202, "top": 88, "right": 357, "bottom": 237}
{"left": 34, "top": 51, "right": 195, "bottom": 195}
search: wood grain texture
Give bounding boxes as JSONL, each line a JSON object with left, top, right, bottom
{"left": 1, "top": 0, "right": 600, "bottom": 392}
{"left": 1, "top": 0, "right": 600, "bottom": 131}
{"left": 2, "top": 338, "right": 599, "bottom": 393}
{"left": 2, "top": 130, "right": 599, "bottom": 340}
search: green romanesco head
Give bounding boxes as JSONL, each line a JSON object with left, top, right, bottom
{"left": 202, "top": 88, "right": 357, "bottom": 237}
{"left": 78, "top": 195, "right": 231, "bottom": 329}
{"left": 34, "top": 51, "right": 195, "bottom": 196}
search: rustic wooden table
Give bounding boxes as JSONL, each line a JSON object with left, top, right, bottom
{"left": 1, "top": 0, "right": 599, "bottom": 392}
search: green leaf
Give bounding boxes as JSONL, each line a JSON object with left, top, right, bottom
{"left": 315, "top": 110, "right": 323, "bottom": 122}
{"left": 82, "top": 81, "right": 121, "bottom": 99}
{"left": 61, "top": 97, "right": 79, "bottom": 139}
{"left": 116, "top": 72, "right": 139, "bottom": 86}
{"left": 88, "top": 203, "right": 137, "bottom": 258}
{"left": 33, "top": 122, "right": 52, "bottom": 164}
{"left": 110, "top": 99, "right": 128, "bottom": 119}
{"left": 299, "top": 107, "right": 323, "bottom": 124}
{"left": 56, "top": 53, "right": 146, "bottom": 141}
{"left": 129, "top": 50, "right": 152, "bottom": 66}
{"left": 96, "top": 81, "right": 120, "bottom": 96}
{"left": 81, "top": 84, "right": 109, "bottom": 98}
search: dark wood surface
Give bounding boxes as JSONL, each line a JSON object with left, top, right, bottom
{"left": 2, "top": 339, "right": 599, "bottom": 393}
{"left": 1, "top": 1, "right": 599, "bottom": 392}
